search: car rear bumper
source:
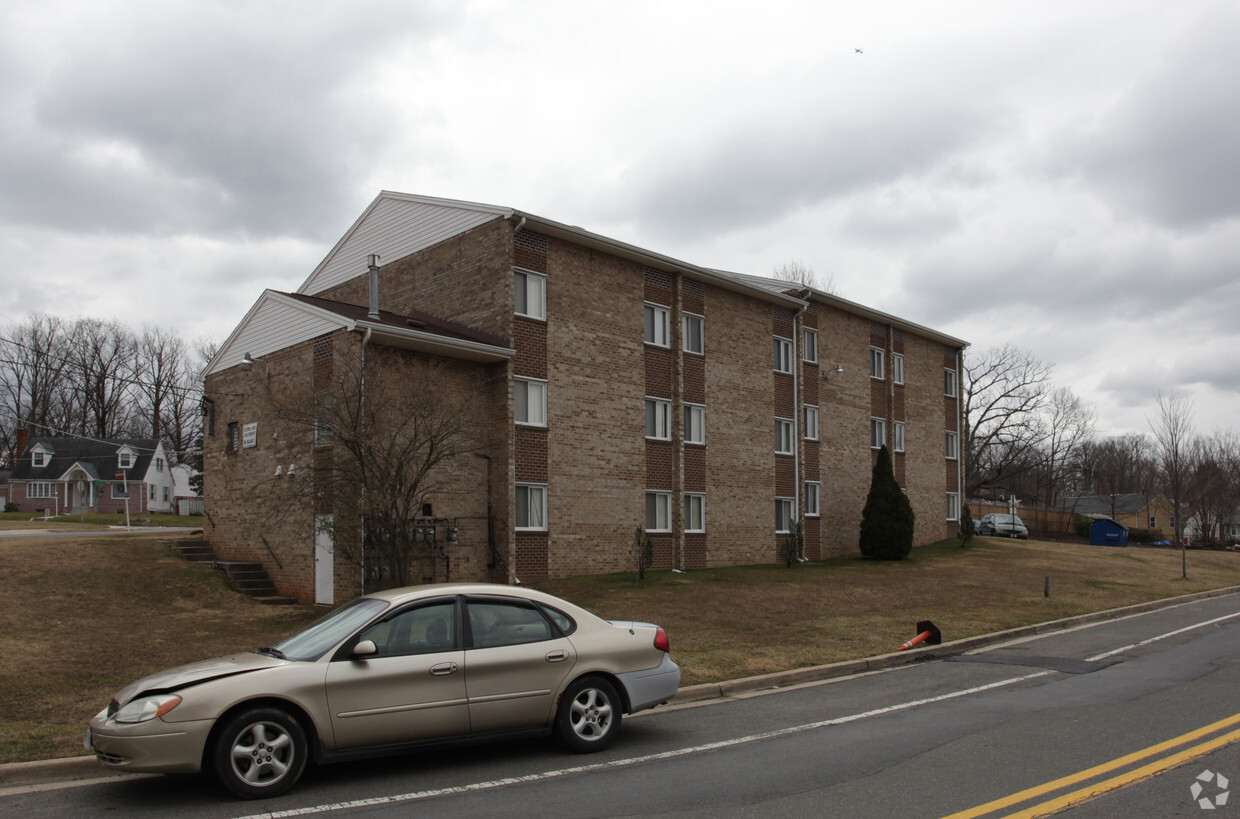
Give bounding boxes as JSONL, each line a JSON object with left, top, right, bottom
{"left": 616, "top": 654, "right": 680, "bottom": 713}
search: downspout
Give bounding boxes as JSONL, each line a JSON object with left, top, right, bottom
{"left": 792, "top": 297, "right": 808, "bottom": 561}
{"left": 359, "top": 288, "right": 375, "bottom": 594}
{"left": 956, "top": 348, "right": 965, "bottom": 530}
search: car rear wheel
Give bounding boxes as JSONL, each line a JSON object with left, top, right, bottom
{"left": 556, "top": 676, "right": 621, "bottom": 753}
{"left": 212, "top": 707, "right": 307, "bottom": 799}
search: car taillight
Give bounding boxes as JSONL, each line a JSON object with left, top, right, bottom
{"left": 654, "top": 627, "right": 670, "bottom": 653}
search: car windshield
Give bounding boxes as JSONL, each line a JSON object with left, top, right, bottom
{"left": 270, "top": 598, "right": 389, "bottom": 661}
{"left": 993, "top": 515, "right": 1025, "bottom": 526}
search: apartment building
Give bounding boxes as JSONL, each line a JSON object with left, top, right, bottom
{"left": 202, "top": 192, "right": 966, "bottom": 604}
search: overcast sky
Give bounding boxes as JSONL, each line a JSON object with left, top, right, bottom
{"left": 4, "top": 0, "right": 1238, "bottom": 437}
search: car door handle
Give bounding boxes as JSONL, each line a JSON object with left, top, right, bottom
{"left": 430, "top": 662, "right": 459, "bottom": 676}
{"left": 545, "top": 650, "right": 568, "bottom": 663}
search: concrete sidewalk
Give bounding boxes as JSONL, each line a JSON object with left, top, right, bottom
{"left": 5, "top": 584, "right": 1238, "bottom": 793}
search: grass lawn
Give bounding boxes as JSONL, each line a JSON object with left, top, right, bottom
{"left": 2, "top": 532, "right": 1239, "bottom": 764}
{"left": 0, "top": 511, "right": 201, "bottom": 530}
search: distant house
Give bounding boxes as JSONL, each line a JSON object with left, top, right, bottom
{"left": 1062, "top": 494, "right": 1178, "bottom": 539}
{"left": 0, "top": 470, "right": 11, "bottom": 510}
{"left": 172, "top": 464, "right": 204, "bottom": 516}
{"left": 7, "top": 432, "right": 176, "bottom": 516}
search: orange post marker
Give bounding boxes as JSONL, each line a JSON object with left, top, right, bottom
{"left": 899, "top": 631, "right": 933, "bottom": 651}
{"left": 898, "top": 620, "right": 941, "bottom": 651}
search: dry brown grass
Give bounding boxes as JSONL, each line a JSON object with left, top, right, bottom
{"left": 3, "top": 533, "right": 1239, "bottom": 764}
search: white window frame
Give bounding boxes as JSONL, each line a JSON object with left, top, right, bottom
{"left": 684, "top": 403, "right": 705, "bottom": 445}
{"left": 683, "top": 313, "right": 704, "bottom": 355}
{"left": 946, "top": 430, "right": 959, "bottom": 460}
{"left": 645, "top": 397, "right": 671, "bottom": 440}
{"left": 514, "top": 268, "right": 546, "bottom": 320}
{"left": 27, "top": 481, "right": 55, "bottom": 499}
{"left": 894, "top": 421, "right": 906, "bottom": 453}
{"left": 645, "top": 491, "right": 671, "bottom": 532}
{"left": 776, "top": 497, "right": 795, "bottom": 533}
{"left": 802, "top": 328, "right": 818, "bottom": 363}
{"left": 118, "top": 450, "right": 135, "bottom": 469}
{"left": 773, "top": 337, "right": 793, "bottom": 373}
{"left": 31, "top": 449, "right": 49, "bottom": 468}
{"left": 515, "top": 483, "right": 547, "bottom": 531}
{"left": 945, "top": 368, "right": 958, "bottom": 397}
{"left": 893, "top": 353, "right": 905, "bottom": 385}
{"left": 515, "top": 377, "right": 548, "bottom": 427}
{"left": 644, "top": 303, "right": 670, "bottom": 347}
{"left": 871, "top": 417, "right": 886, "bottom": 449}
{"left": 947, "top": 492, "right": 961, "bottom": 522}
{"left": 805, "top": 482, "right": 821, "bottom": 517}
{"left": 870, "top": 347, "right": 885, "bottom": 379}
{"left": 684, "top": 493, "right": 705, "bottom": 533}
{"left": 775, "top": 417, "right": 794, "bottom": 454}
{"left": 111, "top": 483, "right": 128, "bottom": 499}
{"left": 803, "top": 405, "right": 819, "bottom": 441}
{"left": 149, "top": 484, "right": 156, "bottom": 501}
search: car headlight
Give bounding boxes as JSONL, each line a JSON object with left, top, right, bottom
{"left": 114, "top": 694, "right": 183, "bottom": 724}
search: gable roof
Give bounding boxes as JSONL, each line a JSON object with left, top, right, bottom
{"left": 10, "top": 438, "right": 162, "bottom": 482}
{"left": 205, "top": 289, "right": 516, "bottom": 376}
{"left": 1062, "top": 494, "right": 1166, "bottom": 517}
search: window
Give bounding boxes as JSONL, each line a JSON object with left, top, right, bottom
{"left": 644, "top": 304, "right": 670, "bottom": 347}
{"left": 155, "top": 457, "right": 164, "bottom": 472}
{"left": 118, "top": 450, "right": 135, "bottom": 469}
{"left": 805, "top": 482, "right": 821, "bottom": 517}
{"left": 804, "top": 405, "right": 819, "bottom": 440}
{"left": 870, "top": 347, "right": 885, "bottom": 379}
{"left": 112, "top": 483, "right": 128, "bottom": 499}
{"left": 945, "top": 368, "right": 958, "bottom": 397}
{"left": 684, "top": 493, "right": 705, "bottom": 532}
{"left": 776, "top": 498, "right": 795, "bottom": 533}
{"left": 31, "top": 449, "right": 49, "bottom": 468}
{"left": 362, "top": 601, "right": 456, "bottom": 656}
{"left": 227, "top": 422, "right": 240, "bottom": 452}
{"left": 1149, "top": 516, "right": 1157, "bottom": 528}
{"left": 515, "top": 378, "right": 547, "bottom": 426}
{"left": 684, "top": 404, "right": 705, "bottom": 445}
{"left": 149, "top": 485, "right": 156, "bottom": 501}
{"left": 683, "top": 313, "right": 704, "bottom": 354}
{"left": 945, "top": 430, "right": 959, "bottom": 460}
{"left": 947, "top": 493, "right": 960, "bottom": 521}
{"left": 645, "top": 398, "right": 671, "bottom": 440}
{"left": 870, "top": 418, "right": 886, "bottom": 449}
{"left": 514, "top": 269, "right": 546, "bottom": 319}
{"left": 468, "top": 600, "right": 554, "bottom": 649}
{"left": 27, "top": 482, "right": 55, "bottom": 499}
{"left": 893, "top": 353, "right": 905, "bottom": 385}
{"left": 775, "top": 418, "right": 794, "bottom": 454}
{"left": 802, "top": 328, "right": 818, "bottom": 363}
{"left": 515, "top": 484, "right": 547, "bottom": 530}
{"left": 163, "top": 486, "right": 169, "bottom": 502}
{"left": 645, "top": 491, "right": 671, "bottom": 532}
{"left": 894, "top": 421, "right": 906, "bottom": 453}
{"left": 773, "top": 337, "right": 793, "bottom": 373}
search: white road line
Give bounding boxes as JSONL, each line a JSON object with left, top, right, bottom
{"left": 237, "top": 672, "right": 1049, "bottom": 819}
{"left": 237, "top": 607, "right": 1240, "bottom": 818}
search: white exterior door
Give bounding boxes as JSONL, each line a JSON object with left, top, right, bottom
{"left": 315, "top": 515, "right": 334, "bottom": 605}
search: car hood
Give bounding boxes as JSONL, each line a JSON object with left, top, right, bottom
{"left": 114, "top": 652, "right": 286, "bottom": 705}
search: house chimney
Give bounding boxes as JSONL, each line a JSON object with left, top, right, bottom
{"left": 367, "top": 254, "right": 381, "bottom": 320}
{"left": 16, "top": 427, "right": 28, "bottom": 456}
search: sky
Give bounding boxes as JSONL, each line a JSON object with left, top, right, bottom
{"left": 3, "top": 0, "right": 1238, "bottom": 438}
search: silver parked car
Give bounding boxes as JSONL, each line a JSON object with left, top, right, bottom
{"left": 87, "top": 583, "right": 680, "bottom": 799}
{"left": 977, "top": 513, "right": 1029, "bottom": 539}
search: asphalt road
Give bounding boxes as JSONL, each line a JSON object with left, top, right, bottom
{"left": 5, "top": 592, "right": 1240, "bottom": 817}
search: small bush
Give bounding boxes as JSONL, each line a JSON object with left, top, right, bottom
{"left": 958, "top": 505, "right": 975, "bottom": 547}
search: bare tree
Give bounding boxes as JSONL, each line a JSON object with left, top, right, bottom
{"left": 962, "top": 344, "right": 1054, "bottom": 496}
{"left": 263, "top": 348, "right": 494, "bottom": 588}
{"left": 133, "top": 326, "right": 187, "bottom": 442}
{"left": 1035, "top": 387, "right": 1096, "bottom": 518}
{"left": 1149, "top": 392, "right": 1195, "bottom": 577}
{"left": 71, "top": 318, "right": 139, "bottom": 438}
{"left": 772, "top": 260, "right": 838, "bottom": 295}
{"left": 0, "top": 314, "right": 76, "bottom": 462}
{"left": 1187, "top": 430, "right": 1240, "bottom": 545}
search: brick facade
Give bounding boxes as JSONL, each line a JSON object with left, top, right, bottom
{"left": 204, "top": 197, "right": 965, "bottom": 603}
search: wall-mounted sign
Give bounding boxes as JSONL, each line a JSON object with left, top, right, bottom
{"left": 243, "top": 422, "right": 258, "bottom": 448}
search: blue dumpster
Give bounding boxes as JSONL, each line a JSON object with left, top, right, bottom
{"left": 1089, "top": 517, "right": 1129, "bottom": 546}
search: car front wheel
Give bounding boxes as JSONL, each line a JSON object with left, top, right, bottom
{"left": 212, "top": 707, "right": 308, "bottom": 799}
{"left": 556, "top": 676, "right": 622, "bottom": 753}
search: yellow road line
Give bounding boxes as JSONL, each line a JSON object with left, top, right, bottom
{"left": 942, "top": 711, "right": 1240, "bottom": 819}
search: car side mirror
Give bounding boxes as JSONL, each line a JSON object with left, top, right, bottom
{"left": 352, "top": 639, "right": 377, "bottom": 658}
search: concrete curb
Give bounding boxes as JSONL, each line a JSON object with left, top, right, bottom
{"left": 6, "top": 584, "right": 1239, "bottom": 790}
